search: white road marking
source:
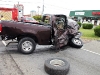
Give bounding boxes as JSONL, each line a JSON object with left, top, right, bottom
{"left": 81, "top": 47, "right": 100, "bottom": 56}
{"left": 2, "top": 40, "right": 7, "bottom": 46}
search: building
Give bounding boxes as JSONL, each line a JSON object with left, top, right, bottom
{"left": 69, "top": 10, "right": 100, "bottom": 25}
{"left": 30, "top": 10, "right": 36, "bottom": 17}
{"left": 14, "top": 4, "right": 24, "bottom": 20}
{"left": 23, "top": 14, "right": 31, "bottom": 17}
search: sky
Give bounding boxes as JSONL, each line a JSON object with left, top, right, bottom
{"left": 0, "top": 0, "right": 100, "bottom": 16}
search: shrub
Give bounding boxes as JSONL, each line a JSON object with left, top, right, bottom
{"left": 33, "top": 15, "right": 42, "bottom": 21}
{"left": 78, "top": 22, "right": 81, "bottom": 27}
{"left": 82, "top": 23, "right": 93, "bottom": 29}
{"left": 94, "top": 26, "right": 100, "bottom": 37}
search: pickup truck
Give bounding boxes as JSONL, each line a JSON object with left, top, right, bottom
{"left": 0, "top": 14, "right": 83, "bottom": 54}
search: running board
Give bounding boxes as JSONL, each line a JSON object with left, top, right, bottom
{"left": 6, "top": 41, "right": 18, "bottom": 47}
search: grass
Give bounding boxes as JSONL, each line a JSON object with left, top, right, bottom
{"left": 79, "top": 28, "right": 100, "bottom": 40}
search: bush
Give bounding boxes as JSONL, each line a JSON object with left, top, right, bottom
{"left": 33, "top": 15, "right": 42, "bottom": 21}
{"left": 82, "top": 23, "right": 93, "bottom": 29}
{"left": 94, "top": 26, "right": 100, "bottom": 37}
{"left": 78, "top": 22, "right": 82, "bottom": 27}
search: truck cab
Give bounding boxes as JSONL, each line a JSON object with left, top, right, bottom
{"left": 42, "top": 14, "right": 67, "bottom": 27}
{"left": 41, "top": 14, "right": 68, "bottom": 43}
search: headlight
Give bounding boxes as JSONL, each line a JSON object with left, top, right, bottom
{"left": 75, "top": 32, "right": 82, "bottom": 38}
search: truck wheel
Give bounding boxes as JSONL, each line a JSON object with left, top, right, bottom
{"left": 44, "top": 58, "right": 70, "bottom": 75}
{"left": 70, "top": 38, "right": 83, "bottom": 48}
{"left": 18, "top": 37, "right": 36, "bottom": 54}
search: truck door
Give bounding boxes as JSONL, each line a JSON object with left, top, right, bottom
{"left": 53, "top": 16, "right": 68, "bottom": 49}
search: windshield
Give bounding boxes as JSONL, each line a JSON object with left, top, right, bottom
{"left": 26, "top": 17, "right": 35, "bottom": 21}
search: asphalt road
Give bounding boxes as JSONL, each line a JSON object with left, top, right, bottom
{"left": 0, "top": 40, "right": 100, "bottom": 75}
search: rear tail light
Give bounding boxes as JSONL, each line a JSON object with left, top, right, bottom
{"left": 0, "top": 24, "right": 2, "bottom": 32}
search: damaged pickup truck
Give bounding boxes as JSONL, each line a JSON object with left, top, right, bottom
{"left": 0, "top": 14, "right": 83, "bottom": 54}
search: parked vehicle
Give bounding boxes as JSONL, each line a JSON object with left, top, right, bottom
{"left": 19, "top": 17, "right": 39, "bottom": 23}
{"left": 0, "top": 14, "right": 83, "bottom": 54}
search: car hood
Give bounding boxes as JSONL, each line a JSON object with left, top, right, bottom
{"left": 67, "top": 19, "right": 80, "bottom": 30}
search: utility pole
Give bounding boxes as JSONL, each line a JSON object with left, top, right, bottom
{"left": 17, "top": 1, "right": 19, "bottom": 21}
{"left": 37, "top": 6, "right": 40, "bottom": 15}
{"left": 42, "top": 0, "right": 44, "bottom": 15}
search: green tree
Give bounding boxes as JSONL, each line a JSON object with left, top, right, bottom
{"left": 33, "top": 15, "right": 42, "bottom": 22}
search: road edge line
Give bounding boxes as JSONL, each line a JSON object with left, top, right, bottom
{"left": 81, "top": 48, "right": 100, "bottom": 56}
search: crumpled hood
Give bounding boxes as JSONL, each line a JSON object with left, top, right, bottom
{"left": 67, "top": 19, "right": 80, "bottom": 30}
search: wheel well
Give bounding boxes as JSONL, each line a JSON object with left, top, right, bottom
{"left": 17, "top": 33, "right": 38, "bottom": 43}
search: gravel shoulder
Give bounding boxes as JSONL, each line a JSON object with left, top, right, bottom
{"left": 0, "top": 42, "right": 23, "bottom": 75}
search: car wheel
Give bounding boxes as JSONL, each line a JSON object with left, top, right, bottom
{"left": 44, "top": 58, "right": 70, "bottom": 75}
{"left": 70, "top": 38, "right": 83, "bottom": 48}
{"left": 18, "top": 37, "right": 36, "bottom": 54}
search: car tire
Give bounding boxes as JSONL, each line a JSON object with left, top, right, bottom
{"left": 18, "top": 37, "right": 36, "bottom": 54}
{"left": 70, "top": 38, "right": 83, "bottom": 48}
{"left": 44, "top": 58, "right": 70, "bottom": 75}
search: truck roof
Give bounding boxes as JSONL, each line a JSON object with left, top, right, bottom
{"left": 43, "top": 14, "right": 66, "bottom": 16}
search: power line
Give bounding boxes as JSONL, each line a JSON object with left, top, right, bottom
{"left": 0, "top": 0, "right": 14, "bottom": 2}
{"left": 0, "top": 0, "right": 40, "bottom": 4}
{"left": 0, "top": 0, "right": 71, "bottom": 15}
{"left": 0, "top": 4, "right": 13, "bottom": 6}
{"left": 0, "top": 0, "right": 69, "bottom": 10}
{"left": 42, "top": 0, "right": 44, "bottom": 15}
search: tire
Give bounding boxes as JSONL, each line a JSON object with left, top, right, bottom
{"left": 18, "top": 37, "right": 36, "bottom": 54}
{"left": 70, "top": 38, "right": 83, "bottom": 48}
{"left": 44, "top": 58, "right": 70, "bottom": 75}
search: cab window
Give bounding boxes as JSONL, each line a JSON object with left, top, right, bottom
{"left": 43, "top": 16, "right": 51, "bottom": 25}
{"left": 56, "top": 17, "right": 65, "bottom": 29}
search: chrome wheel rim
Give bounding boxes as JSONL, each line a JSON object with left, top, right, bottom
{"left": 50, "top": 59, "right": 65, "bottom": 67}
{"left": 22, "top": 41, "right": 33, "bottom": 52}
{"left": 73, "top": 39, "right": 82, "bottom": 45}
